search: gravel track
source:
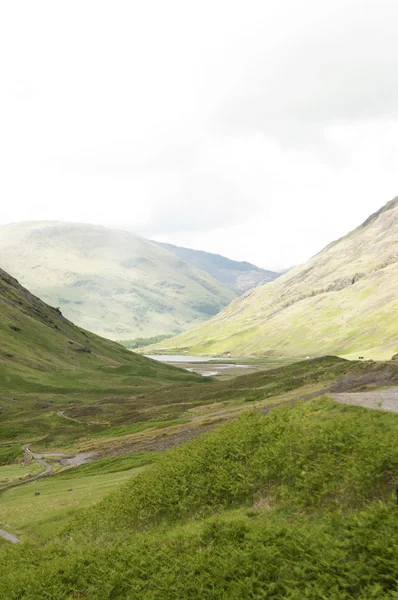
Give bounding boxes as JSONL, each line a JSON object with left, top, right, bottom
{"left": 332, "top": 387, "right": 398, "bottom": 412}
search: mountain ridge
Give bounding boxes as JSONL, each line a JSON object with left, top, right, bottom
{"left": 151, "top": 240, "right": 280, "bottom": 294}
{"left": 0, "top": 265, "right": 195, "bottom": 395}
{"left": 0, "top": 221, "right": 236, "bottom": 340}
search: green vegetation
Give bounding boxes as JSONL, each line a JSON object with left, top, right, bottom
{"left": 0, "top": 465, "right": 147, "bottom": 541}
{"left": 1, "top": 399, "right": 398, "bottom": 598}
{"left": 0, "top": 221, "right": 236, "bottom": 340}
{"left": 149, "top": 196, "right": 398, "bottom": 360}
{"left": 135, "top": 355, "right": 398, "bottom": 410}
{"left": 0, "top": 460, "right": 44, "bottom": 484}
{"left": 0, "top": 443, "right": 23, "bottom": 466}
{"left": 75, "top": 397, "right": 398, "bottom": 533}
{"left": 90, "top": 418, "right": 188, "bottom": 438}
{"left": 117, "top": 333, "right": 174, "bottom": 349}
{"left": 0, "top": 267, "right": 200, "bottom": 450}
{"left": 57, "top": 452, "right": 159, "bottom": 478}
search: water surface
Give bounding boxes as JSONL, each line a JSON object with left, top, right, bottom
{"left": 147, "top": 355, "right": 217, "bottom": 363}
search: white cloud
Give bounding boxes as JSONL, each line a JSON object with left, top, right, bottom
{"left": 0, "top": 0, "right": 398, "bottom": 269}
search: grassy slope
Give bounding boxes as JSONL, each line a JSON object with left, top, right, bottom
{"left": 0, "top": 267, "right": 199, "bottom": 449}
{"left": 149, "top": 197, "right": 398, "bottom": 359}
{"left": 1, "top": 398, "right": 398, "bottom": 599}
{"left": 0, "top": 221, "right": 235, "bottom": 340}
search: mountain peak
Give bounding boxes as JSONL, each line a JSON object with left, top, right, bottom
{"left": 360, "top": 196, "right": 398, "bottom": 228}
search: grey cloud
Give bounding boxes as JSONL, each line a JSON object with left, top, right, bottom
{"left": 214, "top": 1, "right": 398, "bottom": 139}
{"left": 61, "top": 143, "right": 199, "bottom": 176}
{"left": 137, "top": 173, "right": 259, "bottom": 236}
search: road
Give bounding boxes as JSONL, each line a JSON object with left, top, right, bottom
{"left": 0, "top": 443, "right": 93, "bottom": 543}
{"left": 0, "top": 446, "right": 66, "bottom": 493}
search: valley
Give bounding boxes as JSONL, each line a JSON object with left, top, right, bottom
{"left": 0, "top": 222, "right": 278, "bottom": 343}
{"left": 2, "top": 350, "right": 398, "bottom": 548}
{"left": 149, "top": 197, "right": 398, "bottom": 360}
{"left": 5, "top": 0, "right": 398, "bottom": 594}
{"left": 1, "top": 200, "right": 398, "bottom": 598}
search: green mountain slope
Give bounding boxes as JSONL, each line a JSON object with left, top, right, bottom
{"left": 2, "top": 397, "right": 398, "bottom": 598}
{"left": 0, "top": 266, "right": 196, "bottom": 397}
{"left": 149, "top": 197, "right": 398, "bottom": 359}
{"left": 152, "top": 241, "right": 280, "bottom": 294}
{"left": 0, "top": 222, "right": 235, "bottom": 341}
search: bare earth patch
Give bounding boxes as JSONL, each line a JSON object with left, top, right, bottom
{"left": 332, "top": 387, "right": 398, "bottom": 412}
{"left": 0, "top": 529, "right": 21, "bottom": 544}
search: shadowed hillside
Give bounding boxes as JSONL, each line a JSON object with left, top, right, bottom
{"left": 0, "top": 267, "right": 196, "bottom": 396}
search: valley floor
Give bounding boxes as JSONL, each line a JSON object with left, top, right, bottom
{"left": 2, "top": 356, "right": 398, "bottom": 547}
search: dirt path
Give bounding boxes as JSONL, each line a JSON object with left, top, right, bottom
{"left": 0, "top": 446, "right": 92, "bottom": 493}
{"left": 0, "top": 529, "right": 21, "bottom": 544}
{"left": 332, "top": 387, "right": 398, "bottom": 412}
{"left": 57, "top": 410, "right": 109, "bottom": 427}
{"left": 0, "top": 450, "right": 56, "bottom": 493}
{"left": 57, "top": 410, "right": 87, "bottom": 424}
{"left": 0, "top": 444, "right": 94, "bottom": 544}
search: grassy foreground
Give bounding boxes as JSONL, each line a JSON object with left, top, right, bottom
{"left": 1, "top": 398, "right": 398, "bottom": 599}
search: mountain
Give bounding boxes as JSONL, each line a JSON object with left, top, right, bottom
{"left": 0, "top": 267, "right": 195, "bottom": 397}
{"left": 0, "top": 222, "right": 235, "bottom": 341}
{"left": 147, "top": 197, "right": 398, "bottom": 360}
{"left": 152, "top": 241, "right": 280, "bottom": 294}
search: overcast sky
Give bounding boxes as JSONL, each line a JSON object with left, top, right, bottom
{"left": 1, "top": 0, "right": 398, "bottom": 270}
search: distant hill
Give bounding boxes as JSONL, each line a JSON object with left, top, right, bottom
{"left": 0, "top": 267, "right": 195, "bottom": 397}
{"left": 152, "top": 241, "right": 280, "bottom": 294}
{"left": 0, "top": 222, "right": 235, "bottom": 340}
{"left": 147, "top": 197, "right": 398, "bottom": 360}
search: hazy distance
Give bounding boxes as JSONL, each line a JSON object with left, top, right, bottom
{"left": 2, "top": 1, "right": 398, "bottom": 269}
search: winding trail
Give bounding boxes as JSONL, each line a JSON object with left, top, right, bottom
{"left": 0, "top": 446, "right": 67, "bottom": 545}
{"left": 57, "top": 410, "right": 87, "bottom": 424}
{"left": 57, "top": 410, "right": 110, "bottom": 427}
{"left": 0, "top": 444, "right": 93, "bottom": 544}
{"left": 0, "top": 445, "right": 73, "bottom": 493}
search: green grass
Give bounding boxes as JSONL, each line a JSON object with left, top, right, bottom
{"left": 117, "top": 334, "right": 175, "bottom": 349}
{"left": 0, "top": 465, "right": 148, "bottom": 542}
{"left": 0, "top": 267, "right": 203, "bottom": 451}
{"left": 74, "top": 397, "right": 398, "bottom": 534}
{"left": 0, "top": 443, "right": 23, "bottom": 466}
{"left": 0, "top": 453, "right": 158, "bottom": 541}
{"left": 57, "top": 452, "right": 160, "bottom": 479}
{"left": 90, "top": 418, "right": 189, "bottom": 439}
{"left": 133, "top": 355, "right": 398, "bottom": 412}
{"left": 0, "top": 460, "right": 44, "bottom": 484}
{"left": 1, "top": 398, "right": 398, "bottom": 598}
